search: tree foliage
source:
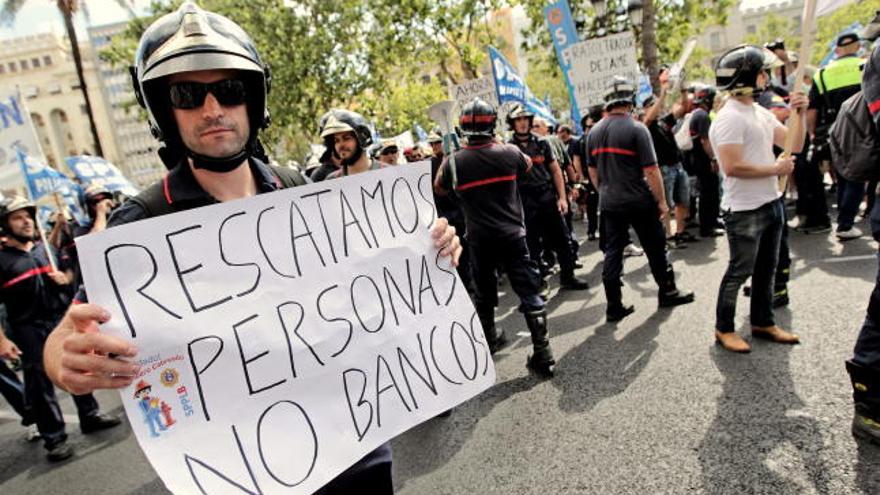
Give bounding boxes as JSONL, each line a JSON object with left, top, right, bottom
{"left": 812, "top": 0, "right": 880, "bottom": 65}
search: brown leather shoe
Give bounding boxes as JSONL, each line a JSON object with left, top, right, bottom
{"left": 752, "top": 326, "right": 800, "bottom": 344}
{"left": 715, "top": 331, "right": 751, "bottom": 353}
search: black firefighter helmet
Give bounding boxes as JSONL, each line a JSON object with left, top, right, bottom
{"left": 692, "top": 84, "right": 718, "bottom": 108}
{"left": 319, "top": 109, "right": 373, "bottom": 150}
{"left": 459, "top": 97, "right": 497, "bottom": 138}
{"left": 130, "top": 2, "right": 271, "bottom": 170}
{"left": 714, "top": 44, "right": 774, "bottom": 95}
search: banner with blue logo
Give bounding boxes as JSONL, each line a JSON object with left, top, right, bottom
{"left": 488, "top": 46, "right": 557, "bottom": 125}
{"left": 544, "top": 0, "right": 582, "bottom": 129}
{"left": 65, "top": 155, "right": 138, "bottom": 197}
{"left": 17, "top": 149, "right": 87, "bottom": 226}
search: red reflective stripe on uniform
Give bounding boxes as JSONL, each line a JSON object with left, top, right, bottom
{"left": 460, "top": 115, "right": 496, "bottom": 123}
{"left": 457, "top": 174, "right": 517, "bottom": 191}
{"left": 72, "top": 298, "right": 84, "bottom": 305}
{"left": 2, "top": 265, "right": 53, "bottom": 289}
{"left": 591, "top": 147, "right": 636, "bottom": 157}
{"left": 163, "top": 174, "right": 172, "bottom": 204}
{"left": 869, "top": 98, "right": 880, "bottom": 114}
{"left": 531, "top": 155, "right": 545, "bottom": 164}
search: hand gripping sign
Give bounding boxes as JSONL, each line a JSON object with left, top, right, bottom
{"left": 77, "top": 163, "right": 496, "bottom": 494}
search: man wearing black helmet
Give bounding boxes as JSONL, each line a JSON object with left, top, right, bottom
{"left": 41, "top": 3, "right": 459, "bottom": 491}
{"left": 709, "top": 44, "right": 807, "bottom": 353}
{"left": 435, "top": 97, "right": 556, "bottom": 377}
{"left": 318, "top": 108, "right": 390, "bottom": 179}
{"left": 585, "top": 76, "right": 695, "bottom": 323}
{"left": 506, "top": 104, "right": 587, "bottom": 291}
{"left": 689, "top": 84, "right": 724, "bottom": 238}
{"left": 0, "top": 197, "right": 120, "bottom": 462}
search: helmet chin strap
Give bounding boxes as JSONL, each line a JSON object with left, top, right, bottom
{"left": 189, "top": 147, "right": 249, "bottom": 173}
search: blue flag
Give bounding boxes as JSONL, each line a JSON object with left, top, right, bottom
{"left": 65, "top": 155, "right": 139, "bottom": 197}
{"left": 16, "top": 149, "right": 87, "bottom": 226}
{"left": 637, "top": 73, "right": 654, "bottom": 107}
{"left": 543, "top": 0, "right": 582, "bottom": 127}
{"left": 488, "top": 46, "right": 557, "bottom": 125}
{"left": 414, "top": 123, "right": 428, "bottom": 143}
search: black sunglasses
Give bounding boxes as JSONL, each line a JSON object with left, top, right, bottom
{"left": 169, "top": 79, "right": 247, "bottom": 110}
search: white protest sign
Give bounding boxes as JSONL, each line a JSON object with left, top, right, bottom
{"left": 77, "top": 162, "right": 496, "bottom": 494}
{"left": 564, "top": 31, "right": 640, "bottom": 110}
{"left": 0, "top": 87, "right": 43, "bottom": 194}
{"left": 448, "top": 77, "right": 499, "bottom": 109}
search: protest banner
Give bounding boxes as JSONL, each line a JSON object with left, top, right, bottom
{"left": 564, "top": 31, "right": 640, "bottom": 110}
{"left": 17, "top": 149, "right": 88, "bottom": 226}
{"left": 66, "top": 155, "right": 139, "bottom": 197}
{"left": 0, "top": 87, "right": 43, "bottom": 195}
{"left": 488, "top": 46, "right": 557, "bottom": 124}
{"left": 448, "top": 76, "right": 499, "bottom": 109}
{"left": 77, "top": 162, "right": 496, "bottom": 494}
{"left": 544, "top": 0, "right": 582, "bottom": 126}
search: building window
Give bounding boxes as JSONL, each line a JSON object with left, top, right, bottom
{"left": 32, "top": 57, "right": 40, "bottom": 68}
{"left": 43, "top": 55, "right": 52, "bottom": 66}
{"left": 710, "top": 32, "right": 721, "bottom": 51}
{"left": 20, "top": 59, "right": 28, "bottom": 70}
{"left": 8, "top": 61, "right": 16, "bottom": 72}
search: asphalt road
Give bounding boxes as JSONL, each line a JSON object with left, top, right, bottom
{"left": 2, "top": 213, "right": 879, "bottom": 494}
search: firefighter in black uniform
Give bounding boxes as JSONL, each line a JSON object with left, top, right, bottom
{"left": 435, "top": 97, "right": 556, "bottom": 377}
{"left": 429, "top": 131, "right": 473, "bottom": 293}
{"left": 506, "top": 105, "right": 588, "bottom": 291}
{"left": 0, "top": 197, "right": 120, "bottom": 462}
{"left": 42, "top": 3, "right": 460, "bottom": 490}
{"left": 585, "top": 77, "right": 695, "bottom": 322}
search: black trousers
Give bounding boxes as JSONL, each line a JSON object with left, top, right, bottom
{"left": 439, "top": 208, "right": 473, "bottom": 293}
{"left": 14, "top": 320, "right": 101, "bottom": 449}
{"left": 696, "top": 170, "right": 721, "bottom": 235}
{"left": 601, "top": 206, "right": 671, "bottom": 308}
{"left": 0, "top": 359, "right": 31, "bottom": 425}
{"left": 794, "top": 142, "right": 830, "bottom": 227}
{"left": 470, "top": 236, "right": 544, "bottom": 313}
{"left": 522, "top": 189, "right": 576, "bottom": 275}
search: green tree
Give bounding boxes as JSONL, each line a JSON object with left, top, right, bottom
{"left": 743, "top": 13, "right": 798, "bottom": 51}
{"left": 812, "top": 0, "right": 880, "bottom": 65}
{"left": 360, "top": 77, "right": 448, "bottom": 137}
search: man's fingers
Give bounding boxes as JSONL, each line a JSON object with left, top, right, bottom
{"left": 430, "top": 217, "right": 450, "bottom": 238}
{"left": 62, "top": 332, "right": 137, "bottom": 358}
{"left": 68, "top": 303, "right": 112, "bottom": 333}
{"left": 62, "top": 352, "right": 139, "bottom": 377}
{"left": 440, "top": 234, "right": 461, "bottom": 257}
{"left": 434, "top": 225, "right": 456, "bottom": 249}
{"left": 58, "top": 369, "right": 134, "bottom": 395}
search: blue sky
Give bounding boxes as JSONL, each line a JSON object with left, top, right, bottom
{"left": 0, "top": 0, "right": 154, "bottom": 40}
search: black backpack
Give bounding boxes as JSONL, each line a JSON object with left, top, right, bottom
{"left": 829, "top": 91, "right": 880, "bottom": 182}
{"left": 130, "top": 164, "right": 308, "bottom": 218}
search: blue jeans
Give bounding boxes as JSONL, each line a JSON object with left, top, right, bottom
{"left": 837, "top": 175, "right": 866, "bottom": 231}
{"left": 715, "top": 200, "right": 784, "bottom": 333}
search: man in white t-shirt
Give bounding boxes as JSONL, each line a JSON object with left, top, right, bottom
{"left": 709, "top": 45, "right": 807, "bottom": 353}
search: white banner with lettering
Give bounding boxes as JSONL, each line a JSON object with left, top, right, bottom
{"left": 564, "top": 31, "right": 641, "bottom": 110}
{"left": 78, "top": 162, "right": 496, "bottom": 494}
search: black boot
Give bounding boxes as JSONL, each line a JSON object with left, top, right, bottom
{"left": 524, "top": 310, "right": 555, "bottom": 377}
{"left": 604, "top": 278, "right": 634, "bottom": 322}
{"left": 477, "top": 306, "right": 507, "bottom": 354}
{"left": 658, "top": 265, "right": 695, "bottom": 308}
{"left": 846, "top": 360, "right": 880, "bottom": 445}
{"left": 560, "top": 271, "right": 589, "bottom": 290}
{"left": 80, "top": 412, "right": 122, "bottom": 434}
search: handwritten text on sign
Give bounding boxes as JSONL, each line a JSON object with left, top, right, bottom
{"left": 563, "top": 31, "right": 640, "bottom": 110}
{"left": 77, "top": 163, "right": 496, "bottom": 494}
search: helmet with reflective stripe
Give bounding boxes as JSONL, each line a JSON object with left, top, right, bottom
{"left": 715, "top": 44, "right": 773, "bottom": 95}
{"left": 603, "top": 76, "right": 636, "bottom": 110}
{"left": 505, "top": 103, "right": 534, "bottom": 129}
{"left": 131, "top": 2, "right": 270, "bottom": 167}
{"left": 319, "top": 109, "right": 373, "bottom": 149}
{"left": 692, "top": 84, "right": 717, "bottom": 108}
{"left": 459, "top": 97, "right": 497, "bottom": 137}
